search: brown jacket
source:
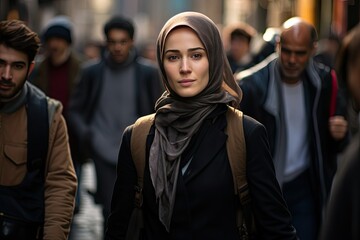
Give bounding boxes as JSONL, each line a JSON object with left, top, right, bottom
{"left": 0, "top": 83, "right": 77, "bottom": 239}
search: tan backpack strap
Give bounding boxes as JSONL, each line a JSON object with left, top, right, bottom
{"left": 226, "top": 106, "right": 254, "bottom": 237}
{"left": 130, "top": 113, "right": 155, "bottom": 207}
{"left": 226, "top": 106, "right": 247, "bottom": 197}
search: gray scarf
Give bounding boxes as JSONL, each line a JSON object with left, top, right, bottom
{"left": 150, "top": 11, "right": 242, "bottom": 231}
{"left": 0, "top": 82, "right": 28, "bottom": 113}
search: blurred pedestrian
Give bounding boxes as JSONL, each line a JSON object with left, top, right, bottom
{"left": 238, "top": 17, "right": 348, "bottom": 240}
{"left": 0, "top": 19, "right": 77, "bottom": 240}
{"left": 138, "top": 40, "right": 157, "bottom": 64}
{"left": 313, "top": 33, "right": 341, "bottom": 69}
{"left": 333, "top": 31, "right": 359, "bottom": 137}
{"left": 319, "top": 23, "right": 360, "bottom": 240}
{"left": 67, "top": 15, "right": 162, "bottom": 239}
{"left": 106, "top": 11, "right": 297, "bottom": 240}
{"left": 29, "top": 15, "right": 84, "bottom": 215}
{"left": 224, "top": 22, "right": 257, "bottom": 73}
{"left": 82, "top": 40, "right": 103, "bottom": 62}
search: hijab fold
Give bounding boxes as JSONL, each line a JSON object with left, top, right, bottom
{"left": 149, "top": 11, "right": 242, "bottom": 231}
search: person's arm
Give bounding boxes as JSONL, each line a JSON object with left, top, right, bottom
{"left": 328, "top": 69, "right": 350, "bottom": 150}
{"left": 67, "top": 66, "right": 93, "bottom": 158}
{"left": 105, "top": 126, "right": 137, "bottom": 240}
{"left": 238, "top": 73, "right": 266, "bottom": 120}
{"left": 244, "top": 116, "right": 297, "bottom": 240}
{"left": 43, "top": 105, "right": 77, "bottom": 240}
{"left": 239, "top": 76, "right": 258, "bottom": 117}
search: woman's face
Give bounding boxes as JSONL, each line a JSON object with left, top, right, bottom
{"left": 163, "top": 27, "right": 209, "bottom": 98}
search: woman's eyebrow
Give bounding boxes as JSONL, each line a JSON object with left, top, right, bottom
{"left": 164, "top": 47, "right": 205, "bottom": 54}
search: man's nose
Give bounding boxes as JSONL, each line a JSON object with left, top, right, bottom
{"left": 1, "top": 65, "right": 12, "bottom": 80}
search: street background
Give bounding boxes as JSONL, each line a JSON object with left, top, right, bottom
{"left": 69, "top": 162, "right": 103, "bottom": 240}
{"left": 1, "top": 0, "right": 359, "bottom": 56}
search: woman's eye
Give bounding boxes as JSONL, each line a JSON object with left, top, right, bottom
{"left": 192, "top": 53, "right": 202, "bottom": 59}
{"left": 167, "top": 55, "right": 179, "bottom": 61}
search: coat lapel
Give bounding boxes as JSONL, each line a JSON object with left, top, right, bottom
{"left": 182, "top": 126, "right": 227, "bottom": 184}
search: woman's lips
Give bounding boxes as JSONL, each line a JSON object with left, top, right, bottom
{"left": 178, "top": 79, "right": 194, "bottom": 87}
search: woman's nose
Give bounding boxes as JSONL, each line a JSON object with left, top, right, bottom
{"left": 180, "top": 58, "right": 191, "bottom": 73}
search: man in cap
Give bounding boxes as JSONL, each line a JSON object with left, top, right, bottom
{"left": 29, "top": 15, "right": 83, "bottom": 214}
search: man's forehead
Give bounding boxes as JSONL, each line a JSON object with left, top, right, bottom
{"left": 280, "top": 25, "right": 312, "bottom": 46}
{"left": 0, "top": 44, "right": 28, "bottom": 65}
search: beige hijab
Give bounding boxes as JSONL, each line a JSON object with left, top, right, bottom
{"left": 150, "top": 11, "right": 242, "bottom": 231}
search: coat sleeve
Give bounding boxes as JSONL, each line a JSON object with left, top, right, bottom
{"left": 43, "top": 104, "right": 78, "bottom": 240}
{"left": 67, "top": 65, "right": 94, "bottom": 160}
{"left": 239, "top": 72, "right": 268, "bottom": 121}
{"left": 105, "top": 126, "right": 137, "bottom": 240}
{"left": 244, "top": 116, "right": 298, "bottom": 240}
{"left": 319, "top": 136, "right": 360, "bottom": 240}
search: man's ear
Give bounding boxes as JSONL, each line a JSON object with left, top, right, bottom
{"left": 276, "top": 41, "right": 281, "bottom": 53}
{"left": 311, "top": 42, "right": 318, "bottom": 56}
{"left": 27, "top": 61, "right": 35, "bottom": 76}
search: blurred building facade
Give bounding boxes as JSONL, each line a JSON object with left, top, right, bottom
{"left": 1, "top": 0, "right": 359, "bottom": 53}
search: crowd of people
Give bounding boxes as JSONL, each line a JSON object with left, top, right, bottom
{"left": 0, "top": 9, "right": 359, "bottom": 240}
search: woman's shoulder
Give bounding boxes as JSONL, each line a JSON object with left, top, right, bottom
{"left": 243, "top": 114, "right": 265, "bottom": 132}
{"left": 242, "top": 113, "right": 268, "bottom": 145}
{"left": 123, "top": 115, "right": 156, "bottom": 144}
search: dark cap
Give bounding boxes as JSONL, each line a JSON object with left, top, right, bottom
{"left": 42, "top": 15, "right": 73, "bottom": 43}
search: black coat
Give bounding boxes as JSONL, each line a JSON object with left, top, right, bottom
{"left": 319, "top": 133, "right": 360, "bottom": 240}
{"left": 67, "top": 56, "right": 163, "bottom": 161}
{"left": 106, "top": 105, "right": 297, "bottom": 240}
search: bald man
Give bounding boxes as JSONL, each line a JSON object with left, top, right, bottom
{"left": 237, "top": 17, "right": 348, "bottom": 240}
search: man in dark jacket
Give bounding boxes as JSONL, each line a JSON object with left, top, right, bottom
{"left": 67, "top": 15, "right": 162, "bottom": 239}
{"left": 237, "top": 17, "right": 348, "bottom": 240}
{"left": 29, "top": 15, "right": 83, "bottom": 214}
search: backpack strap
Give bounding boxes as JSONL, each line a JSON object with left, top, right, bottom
{"left": 226, "top": 106, "right": 254, "bottom": 238}
{"left": 26, "top": 84, "right": 49, "bottom": 175}
{"left": 130, "top": 113, "right": 155, "bottom": 208}
{"left": 226, "top": 106, "right": 247, "bottom": 195}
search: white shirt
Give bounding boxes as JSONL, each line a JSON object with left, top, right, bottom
{"left": 282, "top": 80, "right": 310, "bottom": 181}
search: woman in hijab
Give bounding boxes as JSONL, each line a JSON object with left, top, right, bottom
{"left": 106, "top": 11, "right": 297, "bottom": 239}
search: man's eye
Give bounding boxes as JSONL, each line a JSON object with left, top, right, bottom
{"left": 281, "top": 48, "right": 291, "bottom": 54}
{"left": 295, "top": 51, "right": 307, "bottom": 56}
{"left": 14, "top": 64, "right": 24, "bottom": 70}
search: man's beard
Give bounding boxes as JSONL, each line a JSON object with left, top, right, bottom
{"left": 0, "top": 79, "right": 22, "bottom": 103}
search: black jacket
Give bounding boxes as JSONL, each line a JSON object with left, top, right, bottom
{"left": 319, "top": 132, "right": 360, "bottom": 240}
{"left": 106, "top": 105, "right": 297, "bottom": 240}
{"left": 67, "top": 56, "right": 163, "bottom": 161}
